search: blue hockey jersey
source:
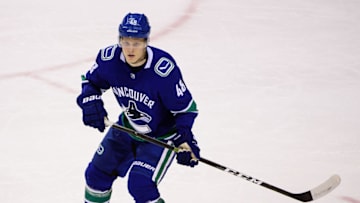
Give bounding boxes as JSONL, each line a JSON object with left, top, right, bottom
{"left": 80, "top": 44, "right": 198, "bottom": 140}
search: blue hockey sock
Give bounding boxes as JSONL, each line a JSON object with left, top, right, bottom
{"left": 84, "top": 163, "right": 116, "bottom": 203}
{"left": 85, "top": 185, "right": 112, "bottom": 203}
{"left": 85, "top": 163, "right": 116, "bottom": 191}
{"left": 128, "top": 172, "right": 160, "bottom": 203}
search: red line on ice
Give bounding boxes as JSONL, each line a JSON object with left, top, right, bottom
{"left": 340, "top": 196, "right": 360, "bottom": 203}
{"left": 0, "top": 0, "right": 200, "bottom": 94}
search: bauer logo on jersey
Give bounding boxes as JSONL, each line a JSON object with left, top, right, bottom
{"left": 155, "top": 57, "right": 175, "bottom": 77}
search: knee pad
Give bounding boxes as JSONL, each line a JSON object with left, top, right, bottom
{"left": 128, "top": 172, "right": 160, "bottom": 203}
{"left": 85, "top": 162, "right": 116, "bottom": 191}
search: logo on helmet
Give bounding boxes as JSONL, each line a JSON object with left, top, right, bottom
{"left": 127, "top": 17, "right": 139, "bottom": 26}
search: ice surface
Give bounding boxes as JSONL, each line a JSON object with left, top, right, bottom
{"left": 1, "top": 0, "right": 359, "bottom": 202}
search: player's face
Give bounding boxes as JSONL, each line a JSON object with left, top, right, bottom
{"left": 120, "top": 37, "right": 147, "bottom": 67}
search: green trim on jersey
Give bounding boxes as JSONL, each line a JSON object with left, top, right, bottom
{"left": 171, "top": 100, "right": 198, "bottom": 115}
{"left": 187, "top": 100, "right": 198, "bottom": 112}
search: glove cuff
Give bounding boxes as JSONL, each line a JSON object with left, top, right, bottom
{"left": 173, "top": 129, "right": 192, "bottom": 147}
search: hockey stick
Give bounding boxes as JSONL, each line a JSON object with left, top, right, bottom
{"left": 104, "top": 120, "right": 341, "bottom": 202}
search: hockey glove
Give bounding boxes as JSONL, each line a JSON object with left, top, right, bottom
{"left": 173, "top": 129, "right": 200, "bottom": 167}
{"left": 76, "top": 94, "right": 108, "bottom": 132}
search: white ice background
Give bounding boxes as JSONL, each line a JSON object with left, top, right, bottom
{"left": 1, "top": 0, "right": 359, "bottom": 202}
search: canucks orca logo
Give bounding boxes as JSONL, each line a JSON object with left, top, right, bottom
{"left": 125, "top": 101, "right": 151, "bottom": 122}
{"left": 124, "top": 101, "right": 152, "bottom": 133}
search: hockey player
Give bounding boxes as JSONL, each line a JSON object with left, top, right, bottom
{"left": 76, "top": 13, "right": 200, "bottom": 203}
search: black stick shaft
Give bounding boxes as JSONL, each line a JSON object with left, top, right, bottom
{"left": 108, "top": 122, "right": 325, "bottom": 202}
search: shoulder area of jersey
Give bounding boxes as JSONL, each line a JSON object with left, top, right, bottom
{"left": 98, "top": 44, "right": 120, "bottom": 62}
{"left": 150, "top": 46, "right": 178, "bottom": 78}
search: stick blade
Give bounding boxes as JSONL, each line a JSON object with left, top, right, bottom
{"left": 293, "top": 174, "right": 341, "bottom": 202}
{"left": 310, "top": 174, "right": 341, "bottom": 201}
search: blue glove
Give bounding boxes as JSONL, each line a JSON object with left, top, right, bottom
{"left": 173, "top": 129, "right": 200, "bottom": 167}
{"left": 76, "top": 94, "right": 108, "bottom": 132}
